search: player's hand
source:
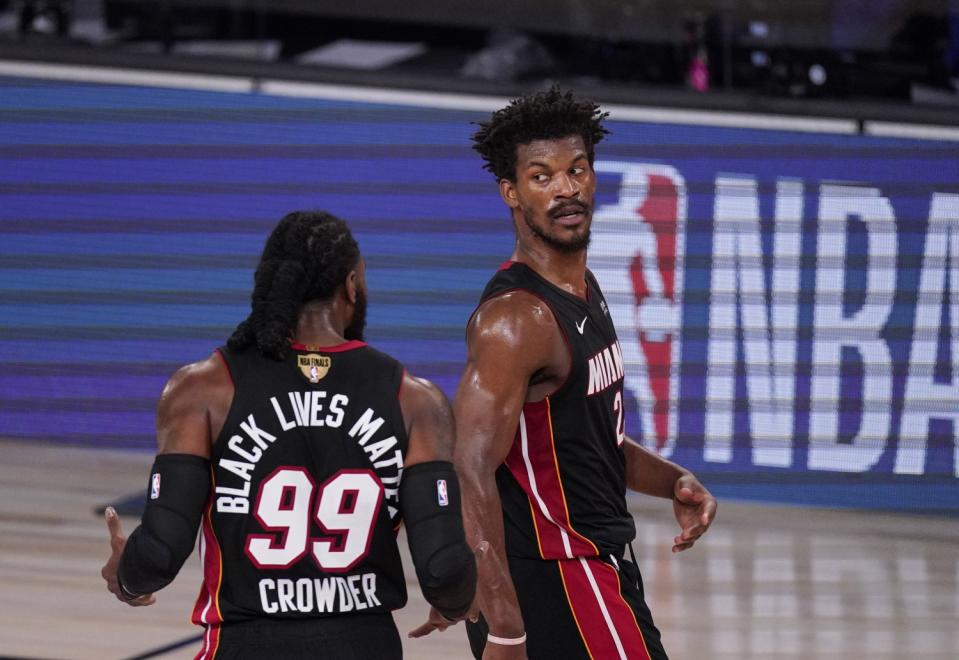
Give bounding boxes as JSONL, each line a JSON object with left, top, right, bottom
{"left": 101, "top": 507, "right": 156, "bottom": 606}
{"left": 408, "top": 606, "right": 465, "bottom": 638}
{"left": 671, "top": 474, "right": 717, "bottom": 552}
{"left": 408, "top": 540, "right": 488, "bottom": 638}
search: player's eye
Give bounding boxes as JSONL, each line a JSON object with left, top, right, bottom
{"left": 532, "top": 172, "right": 549, "bottom": 183}
{"left": 571, "top": 167, "right": 585, "bottom": 176}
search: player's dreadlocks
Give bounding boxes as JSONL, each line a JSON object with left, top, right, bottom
{"left": 472, "top": 85, "right": 610, "bottom": 182}
{"left": 228, "top": 210, "right": 360, "bottom": 360}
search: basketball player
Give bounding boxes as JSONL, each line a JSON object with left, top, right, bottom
{"left": 101, "top": 211, "right": 478, "bottom": 659}
{"left": 411, "top": 88, "right": 717, "bottom": 659}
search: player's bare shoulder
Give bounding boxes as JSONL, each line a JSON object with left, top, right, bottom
{"left": 156, "top": 351, "right": 234, "bottom": 454}
{"left": 468, "top": 289, "right": 561, "bottom": 354}
{"left": 465, "top": 289, "right": 570, "bottom": 400}
{"left": 400, "top": 372, "right": 449, "bottom": 413}
{"left": 160, "top": 352, "right": 232, "bottom": 406}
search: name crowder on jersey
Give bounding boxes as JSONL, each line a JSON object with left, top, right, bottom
{"left": 258, "top": 574, "right": 382, "bottom": 615}
{"left": 214, "top": 391, "right": 404, "bottom": 520}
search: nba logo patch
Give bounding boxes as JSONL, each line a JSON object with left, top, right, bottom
{"left": 297, "top": 353, "right": 331, "bottom": 383}
{"left": 591, "top": 162, "right": 686, "bottom": 457}
{"left": 436, "top": 479, "right": 449, "bottom": 507}
{"left": 150, "top": 473, "right": 161, "bottom": 500}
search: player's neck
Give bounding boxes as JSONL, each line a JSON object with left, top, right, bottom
{"left": 512, "top": 242, "right": 588, "bottom": 299}
{"left": 294, "top": 303, "right": 347, "bottom": 347}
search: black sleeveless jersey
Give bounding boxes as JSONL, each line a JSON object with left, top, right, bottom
{"left": 480, "top": 261, "right": 635, "bottom": 560}
{"left": 191, "top": 340, "right": 410, "bottom": 627}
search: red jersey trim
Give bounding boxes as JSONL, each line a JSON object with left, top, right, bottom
{"left": 496, "top": 260, "right": 590, "bottom": 303}
{"left": 290, "top": 340, "right": 367, "bottom": 353}
{"left": 213, "top": 348, "right": 234, "bottom": 388}
{"left": 191, "top": 473, "right": 224, "bottom": 628}
{"left": 397, "top": 367, "right": 406, "bottom": 400}
{"left": 542, "top": 398, "right": 598, "bottom": 555}
{"left": 503, "top": 398, "right": 598, "bottom": 560}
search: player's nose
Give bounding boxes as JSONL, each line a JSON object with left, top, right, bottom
{"left": 552, "top": 171, "right": 579, "bottom": 198}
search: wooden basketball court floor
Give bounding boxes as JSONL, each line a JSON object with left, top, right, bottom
{"left": 1, "top": 438, "right": 956, "bottom": 660}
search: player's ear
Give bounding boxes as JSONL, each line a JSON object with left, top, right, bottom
{"left": 499, "top": 178, "right": 519, "bottom": 209}
{"left": 344, "top": 269, "right": 358, "bottom": 305}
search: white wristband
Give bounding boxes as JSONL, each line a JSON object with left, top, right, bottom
{"left": 487, "top": 632, "right": 527, "bottom": 646}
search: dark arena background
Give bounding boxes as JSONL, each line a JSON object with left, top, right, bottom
{"left": 0, "top": 1, "right": 957, "bottom": 658}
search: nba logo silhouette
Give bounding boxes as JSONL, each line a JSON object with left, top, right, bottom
{"left": 150, "top": 472, "right": 161, "bottom": 500}
{"left": 436, "top": 479, "right": 449, "bottom": 506}
{"left": 591, "top": 163, "right": 687, "bottom": 457}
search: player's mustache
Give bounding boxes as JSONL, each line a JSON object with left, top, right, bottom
{"left": 548, "top": 200, "right": 589, "bottom": 218}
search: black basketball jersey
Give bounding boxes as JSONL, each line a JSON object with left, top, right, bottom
{"left": 191, "top": 340, "right": 410, "bottom": 627}
{"left": 479, "top": 261, "right": 635, "bottom": 560}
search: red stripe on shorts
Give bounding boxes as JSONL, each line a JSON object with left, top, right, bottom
{"left": 194, "top": 623, "right": 221, "bottom": 660}
{"left": 558, "top": 557, "right": 651, "bottom": 660}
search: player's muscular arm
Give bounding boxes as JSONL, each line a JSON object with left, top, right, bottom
{"left": 454, "top": 292, "right": 566, "bottom": 643}
{"left": 398, "top": 373, "right": 478, "bottom": 621}
{"left": 154, "top": 352, "right": 233, "bottom": 457}
{"left": 400, "top": 373, "right": 454, "bottom": 465}
{"left": 623, "top": 439, "right": 688, "bottom": 498}
{"left": 624, "top": 439, "right": 718, "bottom": 552}
{"left": 102, "top": 353, "right": 233, "bottom": 605}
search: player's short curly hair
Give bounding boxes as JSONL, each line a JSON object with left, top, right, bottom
{"left": 472, "top": 86, "right": 610, "bottom": 182}
{"left": 228, "top": 210, "right": 360, "bottom": 360}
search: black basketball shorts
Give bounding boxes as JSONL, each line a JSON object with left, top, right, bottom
{"left": 466, "top": 554, "right": 668, "bottom": 660}
{"left": 194, "top": 611, "right": 402, "bottom": 659}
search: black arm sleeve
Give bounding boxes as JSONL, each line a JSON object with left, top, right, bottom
{"left": 400, "top": 461, "right": 477, "bottom": 620}
{"left": 118, "top": 453, "right": 210, "bottom": 597}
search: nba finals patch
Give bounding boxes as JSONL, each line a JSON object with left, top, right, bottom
{"left": 298, "top": 354, "right": 331, "bottom": 383}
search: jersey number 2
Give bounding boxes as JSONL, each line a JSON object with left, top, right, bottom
{"left": 244, "top": 468, "right": 383, "bottom": 572}
{"left": 613, "top": 390, "right": 626, "bottom": 446}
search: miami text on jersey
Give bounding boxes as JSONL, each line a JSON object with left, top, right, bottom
{"left": 587, "top": 340, "right": 625, "bottom": 396}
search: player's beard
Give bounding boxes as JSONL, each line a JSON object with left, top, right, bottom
{"left": 523, "top": 206, "right": 591, "bottom": 253}
{"left": 344, "top": 287, "right": 367, "bottom": 341}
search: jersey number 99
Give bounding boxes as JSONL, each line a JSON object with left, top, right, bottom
{"left": 244, "top": 467, "right": 383, "bottom": 573}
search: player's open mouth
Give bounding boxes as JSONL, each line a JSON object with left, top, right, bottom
{"left": 551, "top": 205, "right": 588, "bottom": 226}
{"left": 555, "top": 212, "right": 584, "bottom": 227}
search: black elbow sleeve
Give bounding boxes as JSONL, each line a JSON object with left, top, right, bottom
{"left": 118, "top": 454, "right": 210, "bottom": 596}
{"left": 400, "top": 461, "right": 477, "bottom": 619}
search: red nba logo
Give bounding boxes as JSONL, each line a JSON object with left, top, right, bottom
{"left": 591, "top": 163, "right": 687, "bottom": 457}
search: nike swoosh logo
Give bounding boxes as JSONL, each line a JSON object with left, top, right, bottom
{"left": 575, "top": 316, "right": 587, "bottom": 334}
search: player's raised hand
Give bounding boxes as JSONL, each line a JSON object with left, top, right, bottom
{"left": 101, "top": 507, "right": 156, "bottom": 606}
{"left": 671, "top": 474, "right": 717, "bottom": 553}
{"left": 408, "top": 540, "right": 489, "bottom": 638}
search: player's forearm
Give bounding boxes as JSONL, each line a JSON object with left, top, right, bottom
{"left": 457, "top": 467, "right": 525, "bottom": 636}
{"left": 624, "top": 439, "right": 689, "bottom": 498}
{"left": 118, "top": 454, "right": 210, "bottom": 595}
